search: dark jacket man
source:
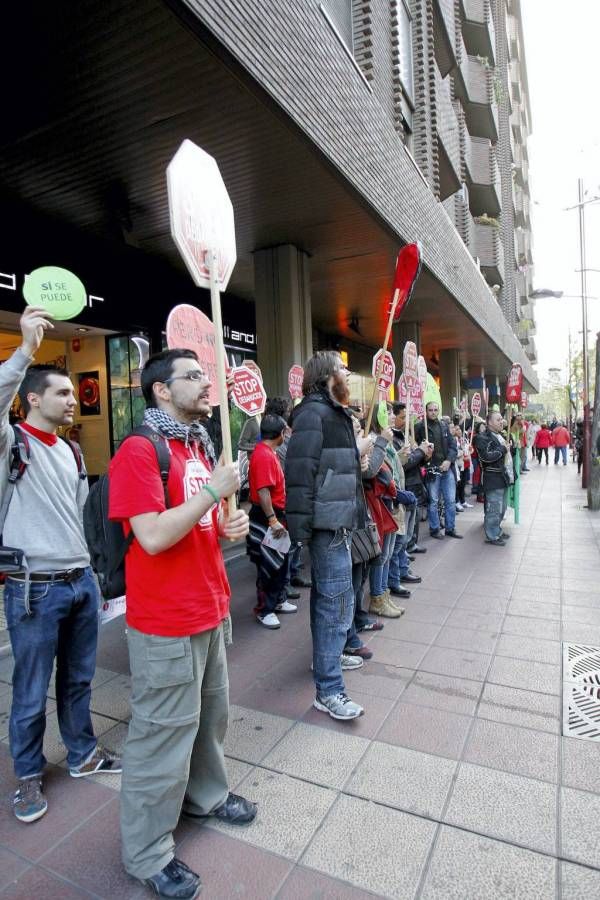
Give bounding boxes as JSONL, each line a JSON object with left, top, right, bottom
{"left": 473, "top": 428, "right": 508, "bottom": 490}
{"left": 285, "top": 392, "right": 360, "bottom": 543}
{"left": 414, "top": 418, "right": 457, "bottom": 465}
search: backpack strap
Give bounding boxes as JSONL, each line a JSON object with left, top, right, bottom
{"left": 59, "top": 436, "right": 87, "bottom": 480}
{"left": 123, "top": 425, "right": 171, "bottom": 507}
{"left": 0, "top": 425, "right": 31, "bottom": 537}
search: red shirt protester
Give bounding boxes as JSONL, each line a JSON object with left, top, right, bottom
{"left": 109, "top": 436, "right": 230, "bottom": 637}
{"left": 534, "top": 427, "right": 552, "bottom": 449}
{"left": 552, "top": 425, "right": 570, "bottom": 448}
{"left": 249, "top": 440, "right": 286, "bottom": 510}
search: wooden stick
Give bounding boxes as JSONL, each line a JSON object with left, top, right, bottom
{"left": 365, "top": 289, "right": 399, "bottom": 434}
{"left": 208, "top": 250, "right": 237, "bottom": 517}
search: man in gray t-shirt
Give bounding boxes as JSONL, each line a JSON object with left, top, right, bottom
{"left": 0, "top": 308, "right": 120, "bottom": 826}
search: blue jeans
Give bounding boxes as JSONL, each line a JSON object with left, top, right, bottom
{"left": 288, "top": 543, "right": 303, "bottom": 580}
{"left": 368, "top": 531, "right": 396, "bottom": 597}
{"left": 484, "top": 488, "right": 508, "bottom": 541}
{"left": 309, "top": 529, "right": 355, "bottom": 698}
{"left": 4, "top": 568, "right": 99, "bottom": 778}
{"left": 554, "top": 446, "right": 568, "bottom": 465}
{"left": 388, "top": 505, "right": 417, "bottom": 587}
{"left": 427, "top": 470, "right": 456, "bottom": 532}
{"left": 345, "top": 561, "right": 369, "bottom": 651}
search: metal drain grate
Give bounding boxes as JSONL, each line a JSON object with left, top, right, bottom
{"left": 562, "top": 644, "right": 600, "bottom": 741}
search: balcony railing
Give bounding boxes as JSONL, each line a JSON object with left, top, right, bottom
{"left": 468, "top": 136, "right": 500, "bottom": 216}
{"left": 461, "top": 56, "right": 499, "bottom": 141}
{"left": 473, "top": 218, "right": 505, "bottom": 284}
{"left": 433, "top": 0, "right": 457, "bottom": 77}
{"left": 462, "top": 0, "right": 496, "bottom": 64}
{"left": 435, "top": 65, "right": 461, "bottom": 196}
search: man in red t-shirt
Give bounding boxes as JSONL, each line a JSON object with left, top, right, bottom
{"left": 247, "top": 414, "right": 295, "bottom": 629}
{"left": 109, "top": 348, "right": 256, "bottom": 899}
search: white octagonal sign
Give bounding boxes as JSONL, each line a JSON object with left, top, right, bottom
{"left": 167, "top": 139, "right": 236, "bottom": 291}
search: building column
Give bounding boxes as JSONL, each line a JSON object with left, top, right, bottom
{"left": 253, "top": 245, "right": 313, "bottom": 396}
{"left": 438, "top": 348, "right": 461, "bottom": 415}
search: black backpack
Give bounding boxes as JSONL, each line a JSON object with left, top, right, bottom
{"left": 83, "top": 426, "right": 170, "bottom": 599}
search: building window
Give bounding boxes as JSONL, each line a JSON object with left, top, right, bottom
{"left": 321, "top": 0, "right": 354, "bottom": 52}
{"left": 392, "top": 0, "right": 415, "bottom": 139}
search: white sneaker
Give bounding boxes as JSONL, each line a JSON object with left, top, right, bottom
{"left": 256, "top": 612, "right": 281, "bottom": 629}
{"left": 275, "top": 600, "right": 298, "bottom": 614}
{"left": 341, "top": 653, "right": 364, "bottom": 670}
{"left": 463, "top": 502, "right": 474, "bottom": 508}
{"left": 455, "top": 503, "right": 464, "bottom": 512}
{"left": 313, "top": 693, "right": 364, "bottom": 720}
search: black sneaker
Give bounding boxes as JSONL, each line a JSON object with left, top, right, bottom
{"left": 144, "top": 858, "right": 201, "bottom": 899}
{"left": 13, "top": 777, "right": 47, "bottom": 823}
{"left": 185, "top": 792, "right": 257, "bottom": 826}
{"left": 444, "top": 531, "right": 463, "bottom": 539}
{"left": 430, "top": 531, "right": 444, "bottom": 540}
{"left": 290, "top": 576, "right": 312, "bottom": 588}
{"left": 485, "top": 537, "right": 506, "bottom": 546}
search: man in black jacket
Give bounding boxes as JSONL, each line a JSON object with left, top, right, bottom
{"left": 285, "top": 351, "right": 364, "bottom": 722}
{"left": 392, "top": 402, "right": 431, "bottom": 554}
{"left": 414, "top": 402, "right": 461, "bottom": 539}
{"left": 473, "top": 411, "right": 513, "bottom": 546}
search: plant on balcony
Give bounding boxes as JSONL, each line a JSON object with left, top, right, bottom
{"left": 517, "top": 318, "right": 533, "bottom": 337}
{"left": 474, "top": 213, "right": 500, "bottom": 228}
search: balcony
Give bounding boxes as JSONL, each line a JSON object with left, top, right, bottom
{"left": 458, "top": 103, "right": 473, "bottom": 183}
{"left": 517, "top": 228, "right": 533, "bottom": 267}
{"left": 456, "top": 55, "right": 499, "bottom": 141}
{"left": 473, "top": 217, "right": 505, "bottom": 285}
{"left": 514, "top": 187, "right": 530, "bottom": 228}
{"left": 462, "top": 0, "right": 496, "bottom": 64}
{"left": 510, "top": 59, "right": 521, "bottom": 102}
{"left": 433, "top": 0, "right": 457, "bottom": 77}
{"left": 515, "top": 270, "right": 529, "bottom": 306}
{"left": 435, "top": 66, "right": 461, "bottom": 199}
{"left": 526, "top": 337, "right": 537, "bottom": 362}
{"left": 510, "top": 104, "right": 523, "bottom": 141}
{"left": 444, "top": 187, "right": 474, "bottom": 255}
{"left": 508, "top": 14, "right": 519, "bottom": 57}
{"left": 468, "top": 136, "right": 500, "bottom": 216}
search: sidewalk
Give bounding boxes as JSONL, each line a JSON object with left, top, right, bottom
{"left": 1, "top": 461, "right": 599, "bottom": 898}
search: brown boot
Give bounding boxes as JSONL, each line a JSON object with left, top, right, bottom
{"left": 369, "top": 593, "right": 402, "bottom": 618}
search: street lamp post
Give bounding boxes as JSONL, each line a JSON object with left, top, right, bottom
{"left": 577, "top": 179, "right": 591, "bottom": 488}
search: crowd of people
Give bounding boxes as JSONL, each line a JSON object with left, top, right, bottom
{"left": 0, "top": 313, "right": 580, "bottom": 899}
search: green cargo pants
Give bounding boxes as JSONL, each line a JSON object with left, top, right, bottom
{"left": 121, "top": 623, "right": 229, "bottom": 879}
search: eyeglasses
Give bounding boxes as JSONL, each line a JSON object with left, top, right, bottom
{"left": 163, "top": 369, "right": 207, "bottom": 385}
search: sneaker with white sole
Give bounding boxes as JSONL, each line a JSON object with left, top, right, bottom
{"left": 275, "top": 600, "right": 298, "bottom": 614}
{"left": 256, "top": 612, "right": 281, "bottom": 629}
{"left": 463, "top": 501, "right": 474, "bottom": 508}
{"left": 341, "top": 653, "right": 364, "bottom": 670}
{"left": 69, "top": 746, "right": 122, "bottom": 778}
{"left": 313, "top": 692, "right": 364, "bottom": 720}
{"left": 13, "top": 777, "right": 47, "bottom": 823}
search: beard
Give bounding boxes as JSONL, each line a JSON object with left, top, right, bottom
{"left": 329, "top": 371, "right": 350, "bottom": 406}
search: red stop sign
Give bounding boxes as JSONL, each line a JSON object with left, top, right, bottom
{"left": 230, "top": 366, "right": 266, "bottom": 416}
{"left": 471, "top": 392, "right": 482, "bottom": 418}
{"left": 288, "top": 365, "right": 304, "bottom": 400}
{"left": 372, "top": 350, "right": 395, "bottom": 395}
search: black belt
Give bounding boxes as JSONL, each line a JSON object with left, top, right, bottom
{"left": 9, "top": 567, "right": 87, "bottom": 584}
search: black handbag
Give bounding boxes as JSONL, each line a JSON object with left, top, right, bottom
{"left": 351, "top": 522, "right": 381, "bottom": 564}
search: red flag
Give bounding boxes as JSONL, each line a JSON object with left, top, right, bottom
{"left": 389, "top": 242, "right": 423, "bottom": 321}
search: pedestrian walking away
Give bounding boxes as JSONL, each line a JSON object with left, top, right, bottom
{"left": 109, "top": 348, "right": 256, "bottom": 899}
{"left": 415, "top": 402, "right": 462, "bottom": 539}
{"left": 474, "top": 411, "right": 514, "bottom": 545}
{"left": 285, "top": 351, "right": 365, "bottom": 722}
{"left": 552, "top": 421, "right": 570, "bottom": 465}
{"left": 0, "top": 308, "right": 121, "bottom": 826}
{"left": 534, "top": 423, "right": 551, "bottom": 464}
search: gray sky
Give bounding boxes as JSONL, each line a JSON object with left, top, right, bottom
{"left": 521, "top": 0, "right": 600, "bottom": 385}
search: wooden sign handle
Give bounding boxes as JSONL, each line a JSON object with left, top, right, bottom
{"left": 365, "top": 290, "right": 399, "bottom": 434}
{"left": 208, "top": 250, "right": 237, "bottom": 519}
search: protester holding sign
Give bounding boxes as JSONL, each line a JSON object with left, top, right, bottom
{"left": 415, "top": 402, "right": 461, "bottom": 540}
{"left": 109, "top": 348, "right": 255, "bottom": 897}
{"left": 474, "top": 410, "right": 514, "bottom": 546}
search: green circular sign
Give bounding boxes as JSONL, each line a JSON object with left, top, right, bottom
{"left": 23, "top": 266, "right": 87, "bottom": 321}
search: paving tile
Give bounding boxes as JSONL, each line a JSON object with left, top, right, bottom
{"left": 402, "top": 587, "right": 457, "bottom": 608}
{"left": 421, "top": 825, "right": 557, "bottom": 900}
{"left": 210, "top": 768, "right": 336, "bottom": 860}
{"left": 177, "top": 828, "right": 293, "bottom": 899}
{"left": 301, "top": 794, "right": 436, "bottom": 899}
{"left": 336, "top": 661, "right": 413, "bottom": 700}
{"left": 508, "top": 601, "right": 561, "bottom": 621}
{"left": 0, "top": 847, "right": 31, "bottom": 891}
{"left": 560, "top": 861, "right": 600, "bottom": 899}
{"left": 563, "top": 579, "right": 600, "bottom": 595}
{"left": 401, "top": 672, "right": 482, "bottom": 716}
{"left": 261, "top": 722, "right": 369, "bottom": 789}
{"left": 477, "top": 683, "right": 561, "bottom": 734}
{"left": 379, "top": 618, "right": 441, "bottom": 645}
{"left": 0, "top": 765, "right": 115, "bottom": 862}
{"left": 561, "top": 787, "right": 600, "bottom": 867}
{"left": 301, "top": 688, "right": 396, "bottom": 740}
{"left": 88, "top": 674, "right": 132, "bottom": 722}
{"left": 377, "top": 701, "right": 472, "bottom": 760}
{"left": 277, "top": 866, "right": 375, "bottom": 899}
{"left": 419, "top": 646, "right": 491, "bottom": 681}
{"left": 224, "top": 705, "right": 295, "bottom": 764}
{"left": 563, "top": 606, "right": 600, "bottom": 626}
{"left": 226, "top": 756, "right": 254, "bottom": 791}
{"left": 562, "top": 737, "right": 600, "bottom": 794}
{"left": 446, "top": 608, "right": 504, "bottom": 631}
{"left": 0, "top": 655, "right": 14, "bottom": 684}
{"left": 561, "top": 622, "right": 600, "bottom": 644}
{"left": 445, "top": 763, "right": 557, "bottom": 855}
{"left": 346, "top": 741, "right": 457, "bottom": 818}
{"left": 487, "top": 656, "right": 561, "bottom": 695}
{"left": 40, "top": 796, "right": 144, "bottom": 899}
{"left": 454, "top": 594, "right": 509, "bottom": 614}
{"left": 434, "top": 625, "right": 498, "bottom": 655}
{"left": 495, "top": 634, "right": 561, "bottom": 665}
{"left": 463, "top": 719, "right": 559, "bottom": 782}
{"left": 235, "top": 651, "right": 316, "bottom": 720}
{"left": 502, "top": 615, "right": 561, "bottom": 641}
{"left": 1, "top": 866, "right": 94, "bottom": 899}
{"left": 562, "top": 591, "right": 600, "bottom": 609}
{"left": 395, "top": 601, "right": 451, "bottom": 625}
{"left": 364, "top": 636, "right": 428, "bottom": 669}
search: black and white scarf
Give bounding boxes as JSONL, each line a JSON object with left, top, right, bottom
{"left": 143, "top": 408, "right": 217, "bottom": 466}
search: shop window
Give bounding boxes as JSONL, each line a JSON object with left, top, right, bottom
{"left": 108, "top": 335, "right": 146, "bottom": 451}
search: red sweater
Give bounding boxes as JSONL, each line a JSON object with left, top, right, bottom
{"left": 552, "top": 426, "right": 570, "bottom": 448}
{"left": 535, "top": 428, "right": 552, "bottom": 449}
